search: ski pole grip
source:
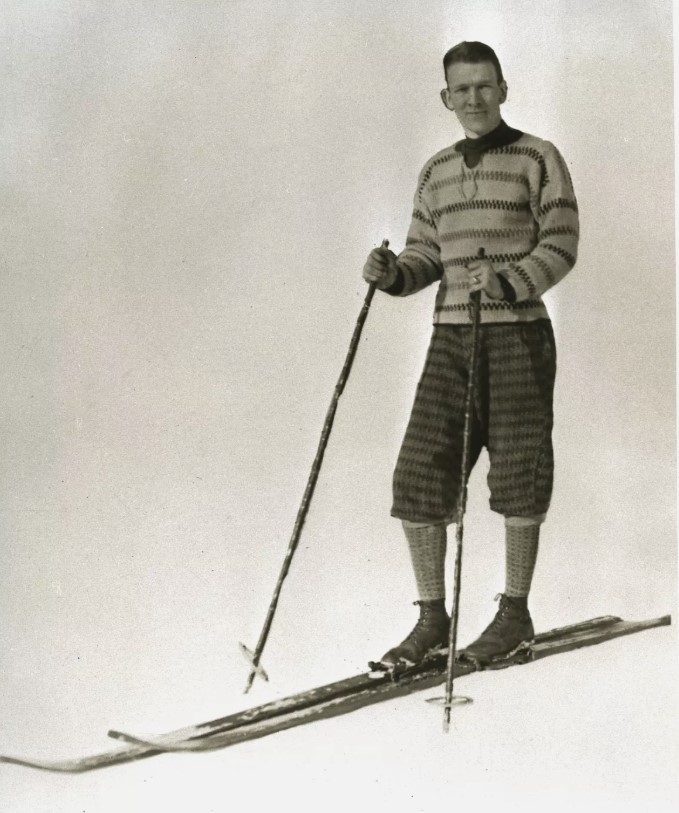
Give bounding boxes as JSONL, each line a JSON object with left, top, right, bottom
{"left": 366, "top": 238, "right": 390, "bottom": 303}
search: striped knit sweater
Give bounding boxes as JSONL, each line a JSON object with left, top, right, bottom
{"left": 388, "top": 125, "right": 579, "bottom": 324}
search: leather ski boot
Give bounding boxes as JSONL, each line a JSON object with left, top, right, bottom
{"left": 458, "top": 593, "right": 534, "bottom": 668}
{"left": 374, "top": 599, "right": 450, "bottom": 671}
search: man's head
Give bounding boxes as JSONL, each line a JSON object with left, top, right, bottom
{"left": 440, "top": 41, "right": 508, "bottom": 139}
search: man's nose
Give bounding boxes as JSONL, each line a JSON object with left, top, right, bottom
{"left": 468, "top": 87, "right": 480, "bottom": 105}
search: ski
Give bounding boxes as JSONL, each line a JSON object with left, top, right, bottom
{"left": 0, "top": 613, "right": 670, "bottom": 773}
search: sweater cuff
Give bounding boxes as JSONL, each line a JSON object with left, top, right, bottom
{"left": 497, "top": 273, "right": 517, "bottom": 303}
{"left": 383, "top": 265, "right": 405, "bottom": 295}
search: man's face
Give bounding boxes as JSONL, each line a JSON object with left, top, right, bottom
{"left": 440, "top": 61, "right": 507, "bottom": 138}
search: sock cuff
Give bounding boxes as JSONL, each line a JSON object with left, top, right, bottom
{"left": 505, "top": 514, "right": 545, "bottom": 527}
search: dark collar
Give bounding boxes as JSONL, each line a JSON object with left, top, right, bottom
{"left": 455, "top": 120, "right": 523, "bottom": 167}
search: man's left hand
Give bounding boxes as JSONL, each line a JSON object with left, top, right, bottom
{"left": 467, "top": 258, "right": 504, "bottom": 299}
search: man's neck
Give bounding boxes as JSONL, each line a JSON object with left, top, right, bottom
{"left": 455, "top": 120, "right": 523, "bottom": 167}
{"left": 463, "top": 119, "right": 503, "bottom": 140}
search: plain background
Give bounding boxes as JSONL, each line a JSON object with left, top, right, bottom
{"left": 1, "top": 1, "right": 677, "bottom": 811}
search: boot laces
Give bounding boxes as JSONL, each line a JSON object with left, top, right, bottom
{"left": 403, "top": 601, "right": 445, "bottom": 645}
{"left": 485, "top": 594, "right": 524, "bottom": 635}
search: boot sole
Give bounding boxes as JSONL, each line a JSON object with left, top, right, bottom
{"left": 457, "top": 636, "right": 535, "bottom": 670}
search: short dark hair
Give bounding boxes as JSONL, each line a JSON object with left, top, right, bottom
{"left": 442, "top": 41, "right": 504, "bottom": 84}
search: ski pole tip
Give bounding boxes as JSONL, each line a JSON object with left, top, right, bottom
{"left": 239, "top": 642, "right": 270, "bottom": 691}
{"left": 443, "top": 709, "right": 451, "bottom": 734}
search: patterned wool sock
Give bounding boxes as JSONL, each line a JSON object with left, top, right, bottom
{"left": 402, "top": 522, "right": 447, "bottom": 601}
{"left": 504, "top": 521, "right": 540, "bottom": 601}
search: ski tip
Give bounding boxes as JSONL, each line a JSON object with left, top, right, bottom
{"left": 0, "top": 754, "right": 81, "bottom": 774}
{"left": 107, "top": 729, "right": 144, "bottom": 746}
{"left": 107, "top": 728, "right": 178, "bottom": 752}
{"left": 107, "top": 730, "right": 208, "bottom": 754}
{"left": 0, "top": 755, "right": 40, "bottom": 769}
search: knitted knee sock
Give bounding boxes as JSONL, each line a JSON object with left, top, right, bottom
{"left": 402, "top": 522, "right": 447, "bottom": 601}
{"left": 504, "top": 522, "right": 540, "bottom": 600}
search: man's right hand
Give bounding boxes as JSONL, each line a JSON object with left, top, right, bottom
{"left": 362, "top": 245, "right": 399, "bottom": 290}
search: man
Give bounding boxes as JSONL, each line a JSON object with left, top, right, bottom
{"left": 363, "top": 41, "right": 578, "bottom": 670}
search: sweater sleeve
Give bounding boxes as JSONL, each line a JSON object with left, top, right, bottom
{"left": 496, "top": 142, "right": 579, "bottom": 302}
{"left": 384, "top": 166, "right": 444, "bottom": 297}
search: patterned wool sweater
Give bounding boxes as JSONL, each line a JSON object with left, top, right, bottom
{"left": 387, "top": 122, "right": 579, "bottom": 324}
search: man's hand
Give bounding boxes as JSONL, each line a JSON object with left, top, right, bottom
{"left": 467, "top": 257, "right": 503, "bottom": 299}
{"left": 362, "top": 245, "right": 398, "bottom": 290}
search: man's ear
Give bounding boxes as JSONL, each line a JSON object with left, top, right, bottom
{"left": 499, "top": 81, "right": 508, "bottom": 104}
{"left": 440, "top": 88, "right": 454, "bottom": 111}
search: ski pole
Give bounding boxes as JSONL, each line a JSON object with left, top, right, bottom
{"left": 442, "top": 246, "right": 485, "bottom": 732}
{"left": 241, "top": 239, "right": 390, "bottom": 693}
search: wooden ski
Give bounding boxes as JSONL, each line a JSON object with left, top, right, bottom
{"left": 0, "top": 613, "right": 670, "bottom": 773}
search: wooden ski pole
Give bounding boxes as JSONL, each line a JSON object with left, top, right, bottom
{"left": 442, "top": 246, "right": 485, "bottom": 731}
{"left": 242, "top": 239, "right": 390, "bottom": 693}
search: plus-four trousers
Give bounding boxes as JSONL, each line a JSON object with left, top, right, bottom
{"left": 391, "top": 320, "right": 556, "bottom": 523}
